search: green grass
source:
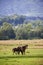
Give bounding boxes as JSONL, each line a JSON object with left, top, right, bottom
{"left": 0, "top": 40, "right": 43, "bottom": 65}
{"left": 0, "top": 57, "right": 43, "bottom": 65}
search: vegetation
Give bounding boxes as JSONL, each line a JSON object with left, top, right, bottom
{"left": 0, "top": 20, "right": 43, "bottom": 40}
{"left": 0, "top": 22, "right": 16, "bottom": 40}
{"left": 0, "top": 15, "right": 43, "bottom": 40}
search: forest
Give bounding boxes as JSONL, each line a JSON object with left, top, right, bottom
{"left": 0, "top": 15, "right": 43, "bottom": 40}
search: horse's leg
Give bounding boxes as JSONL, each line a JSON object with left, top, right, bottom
{"left": 18, "top": 52, "right": 20, "bottom": 55}
{"left": 24, "top": 50, "right": 25, "bottom": 55}
{"left": 22, "top": 52, "right": 23, "bottom": 55}
{"left": 13, "top": 50, "right": 16, "bottom": 55}
{"left": 23, "top": 51, "right": 25, "bottom": 55}
{"left": 18, "top": 51, "right": 20, "bottom": 55}
{"left": 21, "top": 51, "right": 23, "bottom": 55}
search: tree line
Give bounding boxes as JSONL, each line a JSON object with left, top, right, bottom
{"left": 0, "top": 21, "right": 43, "bottom": 40}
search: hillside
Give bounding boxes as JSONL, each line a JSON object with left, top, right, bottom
{"left": 0, "top": 14, "right": 43, "bottom": 26}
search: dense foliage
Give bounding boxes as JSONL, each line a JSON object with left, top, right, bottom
{"left": 0, "top": 20, "right": 43, "bottom": 40}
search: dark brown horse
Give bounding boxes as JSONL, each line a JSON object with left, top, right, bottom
{"left": 21, "top": 45, "right": 28, "bottom": 54}
{"left": 12, "top": 47, "right": 21, "bottom": 55}
{"left": 12, "top": 45, "right": 28, "bottom": 55}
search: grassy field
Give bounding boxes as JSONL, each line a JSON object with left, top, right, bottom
{"left": 0, "top": 39, "right": 43, "bottom": 65}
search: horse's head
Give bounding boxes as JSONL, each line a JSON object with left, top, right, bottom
{"left": 22, "top": 45, "right": 28, "bottom": 49}
{"left": 25, "top": 45, "right": 28, "bottom": 48}
{"left": 12, "top": 48, "right": 17, "bottom": 52}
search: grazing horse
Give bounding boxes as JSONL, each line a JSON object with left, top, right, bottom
{"left": 12, "top": 47, "right": 20, "bottom": 55}
{"left": 12, "top": 45, "right": 28, "bottom": 55}
{"left": 12, "top": 47, "right": 22, "bottom": 55}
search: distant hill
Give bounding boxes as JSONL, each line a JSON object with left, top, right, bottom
{"left": 0, "top": 14, "right": 43, "bottom": 26}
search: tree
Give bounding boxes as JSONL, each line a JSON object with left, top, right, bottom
{"left": 15, "top": 23, "right": 32, "bottom": 39}
{"left": 0, "top": 22, "right": 16, "bottom": 39}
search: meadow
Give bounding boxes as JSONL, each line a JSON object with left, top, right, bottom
{"left": 0, "top": 39, "right": 43, "bottom": 65}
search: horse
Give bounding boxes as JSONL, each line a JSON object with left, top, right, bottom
{"left": 20, "top": 45, "right": 28, "bottom": 55}
{"left": 12, "top": 45, "right": 28, "bottom": 55}
{"left": 12, "top": 47, "right": 22, "bottom": 55}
